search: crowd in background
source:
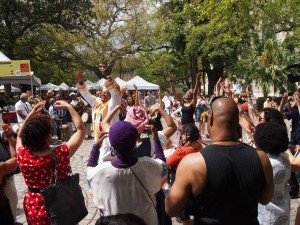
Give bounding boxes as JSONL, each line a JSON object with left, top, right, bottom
{"left": 2, "top": 68, "right": 300, "bottom": 225}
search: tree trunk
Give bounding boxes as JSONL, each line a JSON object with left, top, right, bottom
{"left": 4, "top": 84, "right": 12, "bottom": 98}
{"left": 207, "top": 65, "right": 223, "bottom": 96}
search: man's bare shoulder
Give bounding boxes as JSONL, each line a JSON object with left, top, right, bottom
{"left": 177, "top": 152, "right": 207, "bottom": 196}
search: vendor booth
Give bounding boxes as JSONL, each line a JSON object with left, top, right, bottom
{"left": 124, "top": 76, "right": 159, "bottom": 90}
{"left": 0, "top": 51, "right": 41, "bottom": 125}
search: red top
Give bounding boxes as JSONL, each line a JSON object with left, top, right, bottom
{"left": 167, "top": 144, "right": 202, "bottom": 170}
{"left": 17, "top": 144, "right": 69, "bottom": 225}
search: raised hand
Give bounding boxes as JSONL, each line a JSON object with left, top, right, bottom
{"left": 282, "top": 93, "right": 289, "bottom": 102}
{"left": 149, "top": 103, "right": 161, "bottom": 116}
{"left": 216, "top": 77, "right": 222, "bottom": 88}
{"left": 295, "top": 92, "right": 300, "bottom": 106}
{"left": 32, "top": 101, "right": 46, "bottom": 114}
{"left": 1, "top": 123, "right": 12, "bottom": 137}
{"left": 54, "top": 100, "right": 70, "bottom": 110}
{"left": 169, "top": 72, "right": 174, "bottom": 81}
{"left": 145, "top": 124, "right": 158, "bottom": 141}
{"left": 246, "top": 84, "right": 253, "bottom": 96}
{"left": 76, "top": 69, "right": 85, "bottom": 83}
{"left": 96, "top": 131, "right": 108, "bottom": 147}
{"left": 196, "top": 72, "right": 201, "bottom": 81}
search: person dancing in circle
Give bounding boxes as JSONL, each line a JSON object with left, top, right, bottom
{"left": 169, "top": 72, "right": 200, "bottom": 146}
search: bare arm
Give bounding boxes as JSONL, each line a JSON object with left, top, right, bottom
{"left": 246, "top": 84, "right": 259, "bottom": 126}
{"left": 165, "top": 152, "right": 206, "bottom": 216}
{"left": 157, "top": 89, "right": 163, "bottom": 107}
{"left": 133, "top": 84, "right": 140, "bottom": 106}
{"left": 190, "top": 73, "right": 201, "bottom": 107}
{"left": 278, "top": 94, "right": 288, "bottom": 119}
{"left": 0, "top": 158, "right": 17, "bottom": 183}
{"left": 16, "top": 110, "right": 27, "bottom": 120}
{"left": 102, "top": 105, "right": 124, "bottom": 131}
{"left": 2, "top": 123, "right": 16, "bottom": 157}
{"left": 287, "top": 147, "right": 300, "bottom": 171}
{"left": 215, "top": 77, "right": 222, "bottom": 97}
{"left": 257, "top": 150, "right": 274, "bottom": 205}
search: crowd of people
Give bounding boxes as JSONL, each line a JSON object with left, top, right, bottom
{"left": 2, "top": 63, "right": 300, "bottom": 225}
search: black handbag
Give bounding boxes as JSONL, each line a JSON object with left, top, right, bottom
{"left": 41, "top": 148, "right": 88, "bottom": 225}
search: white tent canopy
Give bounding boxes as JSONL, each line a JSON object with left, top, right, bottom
{"left": 0, "top": 51, "right": 10, "bottom": 61}
{"left": 37, "top": 82, "right": 59, "bottom": 91}
{"left": 88, "top": 78, "right": 106, "bottom": 90}
{"left": 115, "top": 77, "right": 126, "bottom": 88}
{"left": 59, "top": 82, "right": 69, "bottom": 91}
{"left": 85, "top": 80, "right": 93, "bottom": 85}
{"left": 124, "top": 76, "right": 159, "bottom": 90}
{"left": 0, "top": 85, "right": 20, "bottom": 92}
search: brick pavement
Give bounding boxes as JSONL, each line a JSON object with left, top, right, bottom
{"left": 13, "top": 131, "right": 300, "bottom": 225}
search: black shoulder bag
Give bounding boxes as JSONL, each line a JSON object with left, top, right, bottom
{"left": 41, "top": 148, "right": 88, "bottom": 225}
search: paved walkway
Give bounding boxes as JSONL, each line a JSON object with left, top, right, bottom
{"left": 12, "top": 130, "right": 300, "bottom": 225}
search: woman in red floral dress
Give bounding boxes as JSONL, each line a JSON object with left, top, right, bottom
{"left": 16, "top": 101, "right": 86, "bottom": 225}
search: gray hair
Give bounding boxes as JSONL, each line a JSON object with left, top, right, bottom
{"left": 20, "top": 93, "right": 28, "bottom": 100}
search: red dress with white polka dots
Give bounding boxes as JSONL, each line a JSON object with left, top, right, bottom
{"left": 17, "top": 144, "right": 70, "bottom": 225}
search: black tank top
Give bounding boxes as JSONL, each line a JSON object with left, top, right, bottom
{"left": 181, "top": 104, "right": 195, "bottom": 124}
{"left": 192, "top": 144, "right": 266, "bottom": 225}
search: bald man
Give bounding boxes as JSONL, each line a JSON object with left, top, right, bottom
{"left": 165, "top": 97, "right": 274, "bottom": 225}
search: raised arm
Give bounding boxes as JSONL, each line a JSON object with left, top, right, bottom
{"left": 221, "top": 78, "right": 233, "bottom": 98}
{"left": 54, "top": 101, "right": 86, "bottom": 157}
{"left": 87, "top": 131, "right": 108, "bottom": 167}
{"left": 278, "top": 94, "right": 289, "bottom": 119}
{"left": 102, "top": 105, "right": 125, "bottom": 131}
{"left": 215, "top": 77, "right": 222, "bottom": 97}
{"left": 246, "top": 84, "right": 259, "bottom": 126}
{"left": 2, "top": 123, "right": 16, "bottom": 157}
{"left": 0, "top": 158, "right": 17, "bottom": 183}
{"left": 191, "top": 73, "right": 201, "bottom": 107}
{"left": 133, "top": 84, "right": 140, "bottom": 106}
{"left": 157, "top": 89, "right": 163, "bottom": 107}
{"left": 257, "top": 150, "right": 274, "bottom": 205}
{"left": 76, "top": 69, "right": 96, "bottom": 107}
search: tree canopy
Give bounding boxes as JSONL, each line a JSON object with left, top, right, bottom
{"left": 0, "top": 0, "right": 299, "bottom": 94}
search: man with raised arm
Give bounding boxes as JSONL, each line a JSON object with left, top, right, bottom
{"left": 76, "top": 63, "right": 121, "bottom": 142}
{"left": 165, "top": 97, "right": 274, "bottom": 225}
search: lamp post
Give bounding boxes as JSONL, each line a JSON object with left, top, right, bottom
{"left": 30, "top": 71, "right": 34, "bottom": 94}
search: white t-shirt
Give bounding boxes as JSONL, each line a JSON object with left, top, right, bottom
{"left": 85, "top": 158, "right": 167, "bottom": 225}
{"left": 15, "top": 100, "right": 32, "bottom": 123}
{"left": 162, "top": 95, "right": 174, "bottom": 110}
